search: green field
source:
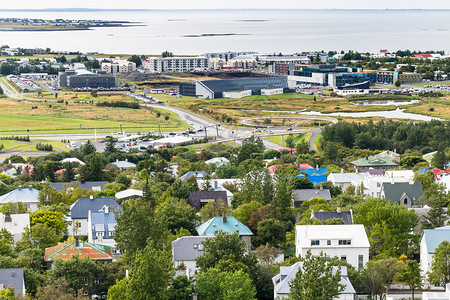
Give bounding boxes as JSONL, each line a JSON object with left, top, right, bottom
{"left": 266, "top": 132, "right": 312, "bottom": 146}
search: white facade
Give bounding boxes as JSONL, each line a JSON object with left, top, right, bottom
{"left": 101, "top": 60, "right": 136, "bottom": 74}
{"left": 69, "top": 218, "right": 89, "bottom": 236}
{"left": 143, "top": 57, "right": 208, "bottom": 73}
{"left": 223, "top": 90, "right": 252, "bottom": 99}
{"left": 288, "top": 73, "right": 328, "bottom": 87}
{"left": 335, "top": 88, "right": 370, "bottom": 96}
{"left": 295, "top": 225, "right": 370, "bottom": 269}
{"left": 420, "top": 227, "right": 450, "bottom": 278}
{"left": 0, "top": 213, "right": 30, "bottom": 243}
{"left": 261, "top": 88, "right": 283, "bottom": 95}
{"left": 363, "top": 175, "right": 410, "bottom": 198}
{"left": 327, "top": 172, "right": 367, "bottom": 191}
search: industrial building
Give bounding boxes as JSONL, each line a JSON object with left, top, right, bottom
{"left": 142, "top": 57, "right": 209, "bottom": 73}
{"left": 58, "top": 69, "right": 116, "bottom": 89}
{"left": 180, "top": 77, "right": 289, "bottom": 99}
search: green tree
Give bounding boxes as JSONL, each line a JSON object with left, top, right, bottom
{"left": 168, "top": 275, "right": 192, "bottom": 300}
{"left": 30, "top": 209, "right": 67, "bottom": 236}
{"left": 256, "top": 219, "right": 285, "bottom": 247}
{"left": 360, "top": 258, "right": 398, "bottom": 300}
{"left": 429, "top": 240, "right": 450, "bottom": 286}
{"left": 285, "top": 135, "right": 295, "bottom": 148}
{"left": 288, "top": 250, "right": 344, "bottom": 300}
{"left": 234, "top": 201, "right": 262, "bottom": 226}
{"left": 80, "top": 153, "right": 104, "bottom": 181}
{"left": 195, "top": 268, "right": 256, "bottom": 300}
{"left": 104, "top": 136, "right": 117, "bottom": 153}
{"left": 47, "top": 255, "right": 98, "bottom": 297}
{"left": 296, "top": 140, "right": 310, "bottom": 155}
{"left": 353, "top": 198, "right": 419, "bottom": 258}
{"left": 397, "top": 260, "right": 422, "bottom": 300}
{"left": 422, "top": 198, "right": 448, "bottom": 229}
{"left": 36, "top": 278, "right": 75, "bottom": 300}
{"left": 115, "top": 173, "right": 131, "bottom": 188}
{"left": 125, "top": 246, "right": 174, "bottom": 300}
{"left": 128, "top": 55, "right": 142, "bottom": 67}
{"left": 61, "top": 162, "right": 76, "bottom": 182}
{"left": 155, "top": 199, "right": 199, "bottom": 235}
{"left": 237, "top": 142, "right": 263, "bottom": 164}
{"left": 17, "top": 223, "right": 59, "bottom": 251}
{"left": 432, "top": 148, "right": 448, "bottom": 170}
{"left": 395, "top": 80, "right": 401, "bottom": 87}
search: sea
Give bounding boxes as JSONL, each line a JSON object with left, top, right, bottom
{"left": 1, "top": 9, "right": 450, "bottom": 55}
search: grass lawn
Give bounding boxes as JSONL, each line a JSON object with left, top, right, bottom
{"left": 0, "top": 98, "right": 188, "bottom": 134}
{"left": 401, "top": 97, "right": 450, "bottom": 119}
{"left": 1, "top": 78, "right": 21, "bottom": 93}
{"left": 28, "top": 91, "right": 138, "bottom": 103}
{"left": 314, "top": 133, "right": 323, "bottom": 151}
{"left": 266, "top": 132, "right": 312, "bottom": 146}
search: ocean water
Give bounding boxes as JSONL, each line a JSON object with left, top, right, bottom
{"left": 0, "top": 9, "right": 449, "bottom": 55}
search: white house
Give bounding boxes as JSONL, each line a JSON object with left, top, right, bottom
{"left": 362, "top": 175, "right": 411, "bottom": 198}
{"left": 327, "top": 172, "right": 367, "bottom": 191}
{"left": 295, "top": 225, "right": 370, "bottom": 269}
{"left": 172, "top": 236, "right": 210, "bottom": 277}
{"left": 0, "top": 186, "right": 39, "bottom": 213}
{"left": 420, "top": 226, "right": 450, "bottom": 277}
{"left": 87, "top": 206, "right": 117, "bottom": 250}
{"left": 272, "top": 262, "right": 356, "bottom": 299}
{"left": 0, "top": 213, "right": 30, "bottom": 243}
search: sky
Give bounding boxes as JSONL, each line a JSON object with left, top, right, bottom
{"left": 2, "top": 0, "right": 450, "bottom": 10}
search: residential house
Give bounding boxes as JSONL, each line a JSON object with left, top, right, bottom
{"left": 0, "top": 186, "right": 39, "bottom": 213}
{"left": 298, "top": 163, "right": 313, "bottom": 169}
{"left": 180, "top": 171, "right": 208, "bottom": 181}
{"left": 374, "top": 150, "right": 401, "bottom": 162}
{"left": 301, "top": 167, "right": 328, "bottom": 176}
{"left": 172, "top": 236, "right": 210, "bottom": 277}
{"left": 0, "top": 213, "right": 30, "bottom": 243}
{"left": 9, "top": 163, "right": 34, "bottom": 176}
{"left": 311, "top": 208, "right": 353, "bottom": 224}
{"left": 295, "top": 225, "right": 370, "bottom": 269}
{"left": 292, "top": 188, "right": 331, "bottom": 208}
{"left": 362, "top": 174, "right": 411, "bottom": 198}
{"left": 87, "top": 206, "right": 117, "bottom": 250}
{"left": 111, "top": 159, "right": 136, "bottom": 171}
{"left": 272, "top": 262, "right": 356, "bottom": 299}
{"left": 115, "top": 189, "right": 143, "bottom": 202}
{"left": 188, "top": 191, "right": 228, "bottom": 211}
{"left": 196, "top": 215, "right": 253, "bottom": 249}
{"left": 68, "top": 196, "right": 120, "bottom": 236}
{"left": 420, "top": 226, "right": 450, "bottom": 277}
{"left": 0, "top": 268, "right": 25, "bottom": 296}
{"left": 44, "top": 240, "right": 113, "bottom": 268}
{"left": 327, "top": 172, "right": 367, "bottom": 191}
{"left": 49, "top": 181, "right": 109, "bottom": 192}
{"left": 197, "top": 179, "right": 239, "bottom": 205}
{"left": 385, "top": 170, "right": 415, "bottom": 181}
{"left": 308, "top": 175, "right": 328, "bottom": 186}
{"left": 60, "top": 157, "right": 85, "bottom": 165}
{"left": 205, "top": 157, "right": 230, "bottom": 168}
{"left": 351, "top": 156, "right": 398, "bottom": 170}
{"left": 380, "top": 182, "right": 424, "bottom": 207}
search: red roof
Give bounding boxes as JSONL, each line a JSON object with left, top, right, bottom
{"left": 431, "top": 168, "right": 450, "bottom": 180}
{"left": 413, "top": 54, "right": 433, "bottom": 58}
{"left": 380, "top": 49, "right": 388, "bottom": 53}
{"left": 298, "top": 163, "right": 313, "bottom": 169}
{"left": 44, "top": 242, "right": 113, "bottom": 262}
{"left": 267, "top": 164, "right": 281, "bottom": 174}
{"left": 279, "top": 148, "right": 296, "bottom": 154}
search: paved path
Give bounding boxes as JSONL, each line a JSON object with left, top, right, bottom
{"left": 309, "top": 129, "right": 322, "bottom": 151}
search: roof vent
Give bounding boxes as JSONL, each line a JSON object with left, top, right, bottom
{"left": 235, "top": 223, "right": 238, "bottom": 226}
{"left": 28, "top": 185, "right": 33, "bottom": 190}
{"left": 212, "top": 224, "right": 215, "bottom": 227}
{"left": 18, "top": 186, "right": 22, "bottom": 191}
{"left": 337, "top": 207, "right": 342, "bottom": 213}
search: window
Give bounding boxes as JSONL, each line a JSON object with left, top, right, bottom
{"left": 341, "top": 255, "right": 347, "bottom": 261}
{"left": 358, "top": 255, "right": 364, "bottom": 269}
{"left": 310, "top": 240, "right": 320, "bottom": 246}
{"left": 338, "top": 240, "right": 351, "bottom": 245}
{"left": 327, "top": 240, "right": 331, "bottom": 245}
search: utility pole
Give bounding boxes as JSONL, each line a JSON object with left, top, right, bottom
{"left": 216, "top": 125, "right": 219, "bottom": 137}
{"left": 158, "top": 124, "right": 161, "bottom": 137}
{"left": 204, "top": 126, "right": 208, "bottom": 139}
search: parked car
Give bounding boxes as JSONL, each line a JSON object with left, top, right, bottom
{"left": 287, "top": 127, "right": 293, "bottom": 131}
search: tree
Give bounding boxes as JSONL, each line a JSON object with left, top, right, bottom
{"left": 256, "top": 219, "right": 285, "bottom": 247}
{"left": 353, "top": 198, "right": 419, "bottom": 258}
{"left": 36, "top": 278, "right": 75, "bottom": 300}
{"left": 115, "top": 173, "right": 131, "bottom": 188}
{"left": 396, "top": 260, "right": 422, "bottom": 300}
{"left": 296, "top": 140, "right": 310, "bottom": 155}
{"left": 47, "top": 255, "right": 98, "bottom": 297}
{"left": 61, "top": 162, "right": 76, "bottom": 182}
{"left": 104, "top": 136, "right": 117, "bottom": 153}
{"left": 288, "top": 250, "right": 344, "bottom": 300}
{"left": 429, "top": 240, "right": 450, "bottom": 286}
{"left": 30, "top": 209, "right": 67, "bottom": 236}
{"left": 80, "top": 153, "right": 104, "bottom": 181}
{"left": 432, "top": 148, "right": 448, "bottom": 170}
{"left": 125, "top": 246, "right": 174, "bottom": 300}
{"left": 395, "top": 80, "right": 401, "bottom": 87}
{"left": 237, "top": 142, "right": 263, "bottom": 164}
{"left": 128, "top": 55, "right": 142, "bottom": 67}
{"left": 254, "top": 244, "right": 283, "bottom": 264}
{"left": 234, "top": 201, "right": 262, "bottom": 226}
{"left": 292, "top": 176, "right": 314, "bottom": 190}
{"left": 360, "top": 258, "right": 398, "bottom": 300}
{"left": 168, "top": 275, "right": 192, "bottom": 300}
{"left": 422, "top": 198, "right": 448, "bottom": 229}
{"left": 195, "top": 268, "right": 256, "bottom": 300}
{"left": 155, "top": 199, "right": 199, "bottom": 235}
{"left": 198, "top": 200, "right": 229, "bottom": 222}
{"left": 285, "top": 135, "right": 295, "bottom": 148}
{"left": 17, "top": 223, "right": 59, "bottom": 251}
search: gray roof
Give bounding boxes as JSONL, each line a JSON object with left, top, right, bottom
{"left": 50, "top": 181, "right": 109, "bottom": 192}
{"left": 115, "top": 189, "right": 143, "bottom": 200}
{"left": 0, "top": 186, "right": 39, "bottom": 204}
{"left": 111, "top": 160, "right": 136, "bottom": 169}
{"left": 188, "top": 191, "right": 228, "bottom": 211}
{"left": 180, "top": 171, "right": 208, "bottom": 181}
{"left": 292, "top": 189, "right": 331, "bottom": 208}
{"left": 312, "top": 211, "right": 353, "bottom": 224}
{"left": 70, "top": 197, "right": 120, "bottom": 219}
{"left": 199, "top": 77, "right": 288, "bottom": 95}
{"left": 328, "top": 173, "right": 367, "bottom": 183}
{"left": 0, "top": 268, "right": 25, "bottom": 296}
{"left": 172, "top": 236, "right": 210, "bottom": 261}
{"left": 382, "top": 182, "right": 423, "bottom": 205}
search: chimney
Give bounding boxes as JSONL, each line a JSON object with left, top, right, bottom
{"left": 116, "top": 159, "right": 119, "bottom": 162}
{"left": 105, "top": 206, "right": 109, "bottom": 214}
{"left": 18, "top": 186, "right": 22, "bottom": 191}
{"left": 394, "top": 149, "right": 397, "bottom": 153}
{"left": 223, "top": 212, "right": 227, "bottom": 223}
{"left": 320, "top": 184, "right": 323, "bottom": 191}
{"left": 365, "top": 155, "right": 368, "bottom": 160}
{"left": 5, "top": 212, "right": 11, "bottom": 223}
{"left": 28, "top": 185, "right": 32, "bottom": 190}
{"left": 90, "top": 195, "right": 94, "bottom": 200}
{"left": 81, "top": 179, "right": 85, "bottom": 184}
{"left": 214, "top": 180, "right": 218, "bottom": 190}
{"left": 341, "top": 168, "right": 344, "bottom": 173}
{"left": 350, "top": 209, "right": 354, "bottom": 223}
{"left": 337, "top": 207, "right": 342, "bottom": 213}
{"left": 75, "top": 236, "right": 80, "bottom": 248}
{"left": 310, "top": 209, "right": 315, "bottom": 219}
{"left": 126, "top": 269, "right": 129, "bottom": 278}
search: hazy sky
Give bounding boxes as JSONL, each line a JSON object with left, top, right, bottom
{"left": 3, "top": 0, "right": 450, "bottom": 10}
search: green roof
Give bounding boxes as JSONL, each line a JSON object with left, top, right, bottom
{"left": 196, "top": 216, "right": 253, "bottom": 236}
{"left": 351, "top": 156, "right": 398, "bottom": 168}
{"left": 382, "top": 182, "right": 423, "bottom": 205}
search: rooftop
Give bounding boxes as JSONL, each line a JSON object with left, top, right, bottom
{"left": 70, "top": 197, "right": 120, "bottom": 220}
{"left": 351, "top": 156, "right": 398, "bottom": 168}
{"left": 296, "top": 224, "right": 370, "bottom": 248}
{"left": 0, "top": 186, "right": 39, "bottom": 204}
{"left": 44, "top": 241, "right": 113, "bottom": 262}
{"left": 422, "top": 226, "right": 450, "bottom": 254}
{"left": 196, "top": 216, "right": 253, "bottom": 236}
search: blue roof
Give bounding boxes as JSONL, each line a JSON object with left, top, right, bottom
{"left": 422, "top": 227, "right": 450, "bottom": 253}
{"left": 70, "top": 197, "right": 120, "bottom": 219}
{"left": 301, "top": 168, "right": 328, "bottom": 176}
{"left": 417, "top": 168, "right": 433, "bottom": 174}
{"left": 308, "top": 175, "right": 327, "bottom": 185}
{"left": 180, "top": 171, "right": 208, "bottom": 181}
{"left": 196, "top": 216, "right": 253, "bottom": 236}
{"left": 91, "top": 211, "right": 117, "bottom": 240}
{"left": 0, "top": 186, "right": 39, "bottom": 204}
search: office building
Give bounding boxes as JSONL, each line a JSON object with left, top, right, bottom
{"left": 58, "top": 69, "right": 116, "bottom": 89}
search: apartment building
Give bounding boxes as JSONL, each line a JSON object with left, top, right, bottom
{"left": 143, "top": 57, "right": 208, "bottom": 73}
